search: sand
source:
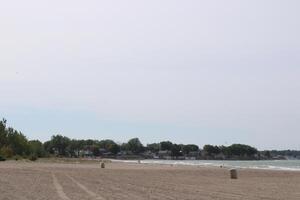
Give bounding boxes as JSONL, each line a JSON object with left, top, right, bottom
{"left": 0, "top": 160, "right": 300, "bottom": 200}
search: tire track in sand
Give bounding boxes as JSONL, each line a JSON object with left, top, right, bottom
{"left": 52, "top": 173, "right": 71, "bottom": 200}
{"left": 66, "top": 174, "right": 106, "bottom": 200}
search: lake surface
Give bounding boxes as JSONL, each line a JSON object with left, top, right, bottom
{"left": 115, "top": 159, "right": 300, "bottom": 171}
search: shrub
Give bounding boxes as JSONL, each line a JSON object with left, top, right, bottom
{"left": 12, "top": 155, "right": 22, "bottom": 161}
{"left": 0, "top": 155, "right": 6, "bottom": 161}
{"left": 0, "top": 146, "right": 14, "bottom": 158}
{"left": 29, "top": 154, "right": 38, "bottom": 161}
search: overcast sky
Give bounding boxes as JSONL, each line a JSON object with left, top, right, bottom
{"left": 1, "top": 0, "right": 299, "bottom": 150}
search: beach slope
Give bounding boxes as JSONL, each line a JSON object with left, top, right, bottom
{"left": 0, "top": 161, "right": 300, "bottom": 200}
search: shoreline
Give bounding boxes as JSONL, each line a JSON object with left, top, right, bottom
{"left": 4, "top": 157, "right": 299, "bottom": 172}
{"left": 110, "top": 158, "right": 300, "bottom": 172}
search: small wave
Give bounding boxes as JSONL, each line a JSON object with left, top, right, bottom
{"left": 111, "top": 159, "right": 300, "bottom": 171}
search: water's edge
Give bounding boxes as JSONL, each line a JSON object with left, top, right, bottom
{"left": 111, "top": 159, "right": 300, "bottom": 171}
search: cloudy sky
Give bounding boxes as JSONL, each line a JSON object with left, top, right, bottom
{"left": 1, "top": 0, "right": 299, "bottom": 150}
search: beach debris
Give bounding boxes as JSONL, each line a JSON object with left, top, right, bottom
{"left": 100, "top": 162, "right": 105, "bottom": 168}
{"left": 230, "top": 168, "right": 238, "bottom": 179}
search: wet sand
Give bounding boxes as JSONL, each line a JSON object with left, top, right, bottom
{"left": 0, "top": 160, "right": 300, "bottom": 200}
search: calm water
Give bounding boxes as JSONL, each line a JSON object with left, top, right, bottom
{"left": 115, "top": 159, "right": 300, "bottom": 171}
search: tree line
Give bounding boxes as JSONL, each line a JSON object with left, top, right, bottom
{"left": 0, "top": 119, "right": 298, "bottom": 161}
{"left": 0, "top": 119, "right": 43, "bottom": 160}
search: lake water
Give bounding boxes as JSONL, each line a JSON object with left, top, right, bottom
{"left": 114, "top": 159, "right": 300, "bottom": 171}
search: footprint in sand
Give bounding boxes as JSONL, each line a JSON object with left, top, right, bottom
{"left": 52, "top": 173, "right": 71, "bottom": 200}
{"left": 66, "top": 174, "right": 106, "bottom": 200}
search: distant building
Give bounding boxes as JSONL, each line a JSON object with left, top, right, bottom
{"left": 99, "top": 148, "right": 107, "bottom": 155}
{"left": 185, "top": 151, "right": 200, "bottom": 160}
{"left": 158, "top": 150, "right": 172, "bottom": 160}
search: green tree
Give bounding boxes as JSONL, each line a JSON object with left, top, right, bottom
{"left": 160, "top": 141, "right": 173, "bottom": 151}
{"left": 126, "top": 138, "right": 144, "bottom": 154}
{"left": 225, "top": 144, "right": 258, "bottom": 157}
{"left": 89, "top": 145, "right": 100, "bottom": 156}
{"left": 67, "top": 139, "right": 88, "bottom": 157}
{"left": 182, "top": 144, "right": 199, "bottom": 154}
{"left": 203, "top": 145, "right": 220, "bottom": 155}
{"left": 0, "top": 146, "right": 14, "bottom": 158}
{"left": 263, "top": 150, "right": 271, "bottom": 158}
{"left": 47, "top": 135, "right": 71, "bottom": 156}
{"left": 108, "top": 143, "right": 120, "bottom": 155}
{"left": 0, "top": 119, "right": 8, "bottom": 147}
{"left": 147, "top": 143, "right": 160, "bottom": 153}
{"left": 28, "top": 140, "right": 45, "bottom": 157}
{"left": 171, "top": 144, "right": 182, "bottom": 157}
{"left": 99, "top": 140, "right": 114, "bottom": 150}
{"left": 6, "top": 129, "right": 30, "bottom": 156}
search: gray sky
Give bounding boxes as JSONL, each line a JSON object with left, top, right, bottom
{"left": 1, "top": 0, "right": 299, "bottom": 150}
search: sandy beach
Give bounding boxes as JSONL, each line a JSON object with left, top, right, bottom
{"left": 1, "top": 160, "right": 300, "bottom": 200}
